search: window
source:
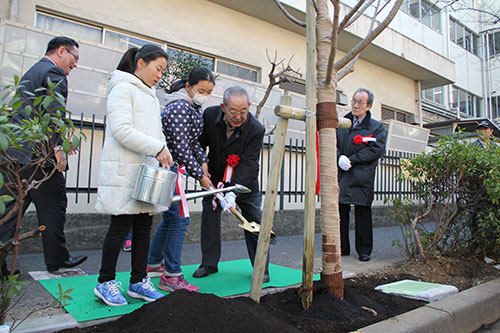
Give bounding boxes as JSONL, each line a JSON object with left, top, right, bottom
{"left": 422, "top": 86, "right": 444, "bottom": 105}
{"left": 401, "top": 0, "right": 441, "bottom": 32}
{"left": 489, "top": 96, "right": 500, "bottom": 119}
{"left": 216, "top": 60, "right": 258, "bottom": 82}
{"left": 450, "top": 18, "right": 480, "bottom": 56}
{"left": 487, "top": 30, "right": 500, "bottom": 57}
{"left": 34, "top": 11, "right": 259, "bottom": 83}
{"left": 451, "top": 86, "right": 481, "bottom": 117}
{"left": 167, "top": 48, "right": 215, "bottom": 70}
{"left": 381, "top": 107, "right": 413, "bottom": 124}
{"left": 104, "top": 31, "right": 160, "bottom": 50}
{"left": 36, "top": 12, "right": 102, "bottom": 43}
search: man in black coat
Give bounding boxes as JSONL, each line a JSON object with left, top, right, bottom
{"left": 193, "top": 86, "right": 269, "bottom": 282}
{"left": 0, "top": 37, "right": 87, "bottom": 275}
{"left": 337, "top": 88, "right": 387, "bottom": 262}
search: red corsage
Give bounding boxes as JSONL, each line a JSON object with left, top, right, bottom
{"left": 353, "top": 134, "right": 376, "bottom": 145}
{"left": 223, "top": 154, "right": 240, "bottom": 182}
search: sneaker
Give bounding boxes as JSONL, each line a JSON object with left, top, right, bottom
{"left": 158, "top": 274, "right": 199, "bottom": 292}
{"left": 127, "top": 277, "right": 164, "bottom": 302}
{"left": 122, "top": 240, "right": 132, "bottom": 252}
{"left": 94, "top": 280, "right": 128, "bottom": 306}
{"left": 147, "top": 262, "right": 166, "bottom": 278}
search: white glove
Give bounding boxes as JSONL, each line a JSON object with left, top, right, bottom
{"left": 224, "top": 191, "right": 236, "bottom": 212}
{"left": 338, "top": 155, "right": 352, "bottom": 171}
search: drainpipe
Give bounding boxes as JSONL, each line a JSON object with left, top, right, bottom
{"left": 9, "top": 0, "right": 19, "bottom": 21}
{"left": 480, "top": 0, "right": 490, "bottom": 119}
{"left": 483, "top": 32, "right": 490, "bottom": 119}
{"left": 416, "top": 80, "right": 423, "bottom": 126}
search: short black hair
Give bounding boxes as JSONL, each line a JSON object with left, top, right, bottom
{"left": 353, "top": 88, "right": 374, "bottom": 107}
{"left": 46, "top": 36, "right": 79, "bottom": 55}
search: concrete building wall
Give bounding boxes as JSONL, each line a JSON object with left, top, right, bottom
{"left": 450, "top": 44, "right": 484, "bottom": 97}
{"left": 0, "top": 0, "right": 420, "bottom": 117}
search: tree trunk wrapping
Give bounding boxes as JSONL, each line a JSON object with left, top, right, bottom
{"left": 316, "top": 102, "right": 338, "bottom": 129}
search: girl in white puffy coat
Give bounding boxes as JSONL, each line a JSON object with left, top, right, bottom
{"left": 93, "top": 44, "right": 173, "bottom": 307}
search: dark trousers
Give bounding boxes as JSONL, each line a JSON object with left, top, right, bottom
{"left": 339, "top": 203, "right": 373, "bottom": 256}
{"left": 200, "top": 193, "right": 269, "bottom": 273}
{"left": 0, "top": 167, "right": 70, "bottom": 271}
{"left": 98, "top": 214, "right": 152, "bottom": 284}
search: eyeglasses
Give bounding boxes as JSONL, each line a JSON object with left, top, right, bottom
{"left": 351, "top": 100, "right": 367, "bottom": 107}
{"left": 64, "top": 47, "right": 79, "bottom": 62}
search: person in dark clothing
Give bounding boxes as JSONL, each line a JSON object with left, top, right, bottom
{"left": 193, "top": 86, "right": 270, "bottom": 282}
{"left": 337, "top": 88, "right": 387, "bottom": 262}
{"left": 0, "top": 36, "right": 87, "bottom": 276}
{"left": 473, "top": 120, "right": 498, "bottom": 149}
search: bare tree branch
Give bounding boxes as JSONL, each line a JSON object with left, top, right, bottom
{"left": 343, "top": 0, "right": 377, "bottom": 30}
{"left": 273, "top": 0, "right": 306, "bottom": 27}
{"left": 255, "top": 50, "right": 301, "bottom": 119}
{"left": 334, "top": 0, "right": 403, "bottom": 72}
{"left": 325, "top": 0, "right": 340, "bottom": 85}
{"left": 337, "top": 0, "right": 381, "bottom": 81}
{"left": 338, "top": 0, "right": 367, "bottom": 32}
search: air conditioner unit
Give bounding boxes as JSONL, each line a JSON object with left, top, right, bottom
{"left": 406, "top": 113, "right": 418, "bottom": 125}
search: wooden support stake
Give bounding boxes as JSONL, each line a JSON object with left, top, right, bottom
{"left": 302, "top": 0, "right": 317, "bottom": 310}
{"left": 274, "top": 105, "right": 306, "bottom": 120}
{"left": 249, "top": 94, "right": 291, "bottom": 302}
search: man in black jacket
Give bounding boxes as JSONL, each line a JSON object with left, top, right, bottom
{"left": 193, "top": 86, "right": 269, "bottom": 282}
{"left": 0, "top": 37, "right": 87, "bottom": 275}
{"left": 337, "top": 88, "right": 387, "bottom": 262}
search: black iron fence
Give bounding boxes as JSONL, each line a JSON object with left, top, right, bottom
{"left": 65, "top": 115, "right": 419, "bottom": 209}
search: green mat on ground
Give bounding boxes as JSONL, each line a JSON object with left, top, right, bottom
{"left": 39, "top": 259, "right": 320, "bottom": 322}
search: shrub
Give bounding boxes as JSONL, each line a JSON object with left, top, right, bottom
{"left": 392, "top": 132, "right": 500, "bottom": 261}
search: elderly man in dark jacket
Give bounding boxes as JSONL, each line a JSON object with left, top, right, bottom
{"left": 337, "top": 88, "right": 387, "bottom": 262}
{"left": 193, "top": 86, "right": 269, "bottom": 282}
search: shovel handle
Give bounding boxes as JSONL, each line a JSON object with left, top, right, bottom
{"left": 229, "top": 206, "right": 247, "bottom": 224}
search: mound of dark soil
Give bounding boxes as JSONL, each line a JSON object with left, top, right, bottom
{"left": 62, "top": 257, "right": 499, "bottom": 333}
{"left": 64, "top": 276, "right": 425, "bottom": 333}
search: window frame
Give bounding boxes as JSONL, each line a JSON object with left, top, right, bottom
{"left": 449, "top": 17, "right": 480, "bottom": 56}
{"left": 34, "top": 10, "right": 260, "bottom": 83}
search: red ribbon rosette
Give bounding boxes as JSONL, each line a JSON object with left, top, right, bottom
{"left": 353, "top": 134, "right": 376, "bottom": 145}
{"left": 223, "top": 154, "right": 240, "bottom": 182}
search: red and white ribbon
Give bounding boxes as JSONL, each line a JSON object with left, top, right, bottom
{"left": 212, "top": 182, "right": 225, "bottom": 211}
{"left": 176, "top": 165, "right": 189, "bottom": 218}
{"left": 353, "top": 134, "right": 377, "bottom": 145}
{"left": 223, "top": 154, "right": 240, "bottom": 183}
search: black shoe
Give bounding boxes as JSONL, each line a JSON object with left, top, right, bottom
{"left": 359, "top": 254, "right": 371, "bottom": 262}
{"left": 47, "top": 255, "right": 88, "bottom": 272}
{"left": 192, "top": 265, "right": 218, "bottom": 278}
{"left": 263, "top": 273, "right": 270, "bottom": 284}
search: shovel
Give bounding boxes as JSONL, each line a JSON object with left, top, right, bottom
{"left": 214, "top": 192, "right": 276, "bottom": 240}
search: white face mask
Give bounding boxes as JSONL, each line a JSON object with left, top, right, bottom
{"left": 192, "top": 92, "right": 208, "bottom": 106}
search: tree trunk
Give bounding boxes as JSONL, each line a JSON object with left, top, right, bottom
{"left": 315, "top": 0, "right": 343, "bottom": 298}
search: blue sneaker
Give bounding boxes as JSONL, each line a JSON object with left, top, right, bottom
{"left": 94, "top": 280, "right": 127, "bottom": 306}
{"left": 127, "top": 277, "right": 164, "bottom": 302}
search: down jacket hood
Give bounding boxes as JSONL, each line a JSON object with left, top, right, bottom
{"left": 108, "top": 70, "right": 157, "bottom": 97}
{"left": 164, "top": 88, "right": 196, "bottom": 107}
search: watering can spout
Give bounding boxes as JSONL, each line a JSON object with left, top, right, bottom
{"left": 170, "top": 184, "right": 251, "bottom": 204}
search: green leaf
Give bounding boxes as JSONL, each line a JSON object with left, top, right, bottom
{"left": 12, "top": 100, "right": 23, "bottom": 110}
{"left": 62, "top": 140, "right": 71, "bottom": 153}
{"left": 33, "top": 95, "right": 44, "bottom": 106}
{"left": 0, "top": 132, "right": 8, "bottom": 151}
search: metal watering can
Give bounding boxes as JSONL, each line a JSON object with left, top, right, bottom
{"left": 131, "top": 164, "right": 251, "bottom": 207}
